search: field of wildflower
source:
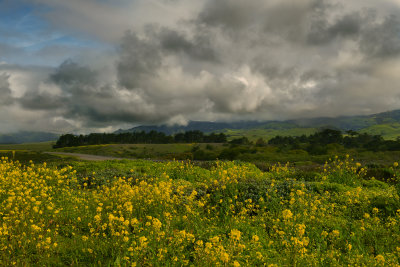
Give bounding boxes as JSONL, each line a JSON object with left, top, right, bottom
{"left": 1, "top": 155, "right": 400, "bottom": 266}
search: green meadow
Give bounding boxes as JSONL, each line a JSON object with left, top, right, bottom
{"left": 1, "top": 150, "right": 400, "bottom": 265}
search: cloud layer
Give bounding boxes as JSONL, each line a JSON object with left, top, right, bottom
{"left": 2, "top": 0, "right": 400, "bottom": 133}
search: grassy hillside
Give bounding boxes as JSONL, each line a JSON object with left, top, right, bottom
{"left": 116, "top": 109, "right": 400, "bottom": 140}
{"left": 116, "top": 121, "right": 266, "bottom": 135}
{"left": 359, "top": 123, "right": 400, "bottom": 140}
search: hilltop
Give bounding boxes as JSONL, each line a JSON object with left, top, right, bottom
{"left": 3, "top": 109, "right": 400, "bottom": 144}
{"left": 116, "top": 109, "right": 400, "bottom": 140}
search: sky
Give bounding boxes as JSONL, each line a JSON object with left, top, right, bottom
{"left": 1, "top": 0, "right": 400, "bottom": 133}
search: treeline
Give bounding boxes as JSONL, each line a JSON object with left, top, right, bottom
{"left": 268, "top": 129, "right": 400, "bottom": 153}
{"left": 53, "top": 130, "right": 227, "bottom": 148}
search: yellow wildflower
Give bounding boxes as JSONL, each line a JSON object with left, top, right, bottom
{"left": 252, "top": 235, "right": 259, "bottom": 242}
{"left": 282, "top": 209, "right": 293, "bottom": 220}
{"left": 375, "top": 255, "right": 385, "bottom": 263}
{"left": 230, "top": 229, "right": 241, "bottom": 241}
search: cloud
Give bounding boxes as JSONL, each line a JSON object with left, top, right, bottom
{"left": 359, "top": 15, "right": 400, "bottom": 58}
{"left": 30, "top": 0, "right": 204, "bottom": 43}
{"left": 2, "top": 0, "right": 400, "bottom": 133}
{"left": 0, "top": 73, "right": 13, "bottom": 105}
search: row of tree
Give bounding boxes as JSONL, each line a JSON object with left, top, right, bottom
{"left": 268, "top": 129, "right": 400, "bottom": 152}
{"left": 53, "top": 131, "right": 227, "bottom": 148}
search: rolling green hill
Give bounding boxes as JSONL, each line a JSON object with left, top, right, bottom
{"left": 117, "top": 109, "right": 400, "bottom": 141}
{"left": 4, "top": 109, "right": 400, "bottom": 145}
{"left": 359, "top": 123, "right": 400, "bottom": 140}
{"left": 115, "top": 121, "right": 267, "bottom": 135}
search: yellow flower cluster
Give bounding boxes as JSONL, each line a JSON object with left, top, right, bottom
{"left": 0, "top": 157, "right": 399, "bottom": 266}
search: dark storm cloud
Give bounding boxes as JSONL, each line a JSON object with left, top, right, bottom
{"left": 359, "top": 15, "right": 400, "bottom": 58}
{"left": 307, "top": 13, "right": 363, "bottom": 44}
{"left": 158, "top": 27, "right": 218, "bottom": 62}
{"left": 117, "top": 31, "right": 163, "bottom": 89}
{"left": 117, "top": 26, "right": 218, "bottom": 89}
{"left": 306, "top": 10, "right": 400, "bottom": 59}
{"left": 18, "top": 91, "right": 63, "bottom": 110}
{"left": 18, "top": 60, "right": 170, "bottom": 126}
{"left": 198, "top": 0, "right": 257, "bottom": 30}
{"left": 51, "top": 60, "right": 98, "bottom": 87}
{"left": 10, "top": 61, "right": 100, "bottom": 113}
{"left": 328, "top": 14, "right": 362, "bottom": 37}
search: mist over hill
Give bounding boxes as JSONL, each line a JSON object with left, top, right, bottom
{"left": 3, "top": 109, "right": 400, "bottom": 144}
{"left": 115, "top": 121, "right": 267, "bottom": 135}
{"left": 116, "top": 109, "right": 400, "bottom": 139}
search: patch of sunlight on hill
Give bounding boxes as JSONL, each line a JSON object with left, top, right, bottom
{"left": 359, "top": 123, "right": 400, "bottom": 140}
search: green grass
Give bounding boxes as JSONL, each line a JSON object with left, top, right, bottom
{"left": 222, "top": 128, "right": 318, "bottom": 141}
{"left": 0, "top": 141, "right": 55, "bottom": 151}
{"left": 54, "top": 143, "right": 225, "bottom": 160}
{"left": 359, "top": 123, "right": 400, "bottom": 140}
{"left": 49, "top": 142, "right": 400, "bottom": 168}
{"left": 0, "top": 150, "right": 67, "bottom": 164}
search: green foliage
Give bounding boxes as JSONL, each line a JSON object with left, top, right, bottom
{"left": 222, "top": 127, "right": 317, "bottom": 141}
{"left": 269, "top": 129, "right": 400, "bottom": 153}
{"left": 54, "top": 131, "right": 227, "bottom": 148}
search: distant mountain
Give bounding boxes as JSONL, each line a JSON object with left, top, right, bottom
{"left": 115, "top": 121, "right": 267, "bottom": 135}
{"left": 116, "top": 109, "right": 400, "bottom": 140}
{"left": 3, "top": 110, "right": 400, "bottom": 144}
{"left": 0, "top": 131, "right": 59, "bottom": 144}
{"left": 289, "top": 116, "right": 375, "bottom": 131}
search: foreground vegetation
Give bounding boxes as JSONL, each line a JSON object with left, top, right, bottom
{"left": 1, "top": 155, "right": 400, "bottom": 266}
{"left": 269, "top": 129, "right": 400, "bottom": 153}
